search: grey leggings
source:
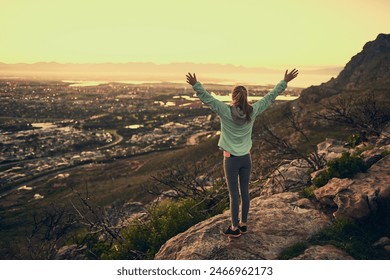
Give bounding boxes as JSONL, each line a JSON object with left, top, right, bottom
{"left": 223, "top": 154, "right": 252, "bottom": 228}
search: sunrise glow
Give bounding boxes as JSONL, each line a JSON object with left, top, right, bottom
{"left": 1, "top": 0, "right": 388, "bottom": 68}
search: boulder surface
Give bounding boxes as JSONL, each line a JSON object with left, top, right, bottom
{"left": 155, "top": 192, "right": 330, "bottom": 260}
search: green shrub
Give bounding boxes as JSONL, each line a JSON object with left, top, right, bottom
{"left": 109, "top": 196, "right": 225, "bottom": 259}
{"left": 313, "top": 152, "right": 367, "bottom": 187}
{"left": 346, "top": 134, "right": 362, "bottom": 148}
{"left": 71, "top": 230, "right": 111, "bottom": 260}
{"left": 301, "top": 185, "right": 318, "bottom": 199}
{"left": 72, "top": 181, "right": 229, "bottom": 260}
{"left": 328, "top": 152, "right": 367, "bottom": 178}
{"left": 316, "top": 217, "right": 356, "bottom": 242}
{"left": 312, "top": 170, "right": 332, "bottom": 188}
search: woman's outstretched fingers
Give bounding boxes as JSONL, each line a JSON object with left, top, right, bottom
{"left": 186, "top": 73, "right": 193, "bottom": 85}
{"left": 284, "top": 68, "right": 299, "bottom": 83}
{"left": 186, "top": 72, "right": 198, "bottom": 86}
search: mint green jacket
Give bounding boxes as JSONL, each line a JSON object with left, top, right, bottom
{"left": 192, "top": 80, "right": 287, "bottom": 156}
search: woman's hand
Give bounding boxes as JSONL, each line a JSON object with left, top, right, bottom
{"left": 186, "top": 73, "right": 198, "bottom": 86}
{"left": 284, "top": 69, "right": 299, "bottom": 83}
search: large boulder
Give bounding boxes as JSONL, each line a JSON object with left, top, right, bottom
{"left": 155, "top": 192, "right": 330, "bottom": 260}
{"left": 373, "top": 237, "right": 390, "bottom": 258}
{"left": 314, "top": 155, "right": 390, "bottom": 220}
{"left": 360, "top": 143, "right": 390, "bottom": 168}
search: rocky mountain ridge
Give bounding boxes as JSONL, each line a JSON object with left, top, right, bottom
{"left": 297, "top": 33, "right": 390, "bottom": 105}
{"left": 328, "top": 33, "right": 390, "bottom": 90}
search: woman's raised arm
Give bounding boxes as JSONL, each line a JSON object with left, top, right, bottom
{"left": 186, "top": 72, "right": 228, "bottom": 116}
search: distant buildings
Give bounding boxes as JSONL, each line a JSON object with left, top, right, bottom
{"left": 0, "top": 80, "right": 296, "bottom": 190}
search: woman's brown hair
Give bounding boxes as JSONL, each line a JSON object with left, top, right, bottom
{"left": 232, "top": 85, "right": 253, "bottom": 122}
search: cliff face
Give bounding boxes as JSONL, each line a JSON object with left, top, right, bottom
{"left": 315, "top": 155, "right": 390, "bottom": 220}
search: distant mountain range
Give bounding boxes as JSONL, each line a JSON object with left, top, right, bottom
{"left": 0, "top": 61, "right": 341, "bottom": 75}
{"left": 0, "top": 61, "right": 342, "bottom": 87}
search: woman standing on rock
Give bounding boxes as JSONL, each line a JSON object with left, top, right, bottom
{"left": 186, "top": 69, "right": 299, "bottom": 237}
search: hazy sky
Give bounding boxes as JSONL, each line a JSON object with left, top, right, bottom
{"left": 1, "top": 0, "right": 388, "bottom": 68}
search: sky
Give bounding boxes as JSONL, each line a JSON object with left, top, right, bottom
{"left": 0, "top": 0, "right": 389, "bottom": 69}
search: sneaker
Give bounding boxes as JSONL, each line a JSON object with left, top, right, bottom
{"left": 238, "top": 225, "right": 247, "bottom": 234}
{"left": 223, "top": 226, "right": 241, "bottom": 238}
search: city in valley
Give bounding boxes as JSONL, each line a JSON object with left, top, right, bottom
{"left": 0, "top": 79, "right": 300, "bottom": 243}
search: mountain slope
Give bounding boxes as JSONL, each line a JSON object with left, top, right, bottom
{"left": 328, "top": 33, "right": 390, "bottom": 89}
{"left": 298, "top": 33, "right": 390, "bottom": 105}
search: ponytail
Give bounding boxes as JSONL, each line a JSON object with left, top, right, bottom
{"left": 232, "top": 86, "right": 253, "bottom": 122}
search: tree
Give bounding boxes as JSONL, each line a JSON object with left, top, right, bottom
{"left": 22, "top": 205, "right": 77, "bottom": 259}
{"left": 149, "top": 160, "right": 228, "bottom": 215}
{"left": 258, "top": 108, "right": 326, "bottom": 174}
{"left": 316, "top": 92, "right": 390, "bottom": 140}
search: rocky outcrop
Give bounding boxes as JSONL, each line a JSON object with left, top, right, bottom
{"left": 317, "top": 138, "right": 350, "bottom": 161}
{"left": 155, "top": 143, "right": 390, "bottom": 260}
{"left": 361, "top": 144, "right": 390, "bottom": 167}
{"left": 155, "top": 192, "right": 330, "bottom": 260}
{"left": 373, "top": 236, "right": 390, "bottom": 258}
{"left": 314, "top": 136, "right": 389, "bottom": 169}
{"left": 298, "top": 34, "right": 390, "bottom": 99}
{"left": 260, "top": 159, "right": 312, "bottom": 196}
{"left": 328, "top": 33, "right": 390, "bottom": 89}
{"left": 291, "top": 245, "right": 354, "bottom": 260}
{"left": 373, "top": 237, "right": 390, "bottom": 252}
{"left": 314, "top": 155, "right": 390, "bottom": 219}
{"left": 297, "top": 33, "right": 390, "bottom": 117}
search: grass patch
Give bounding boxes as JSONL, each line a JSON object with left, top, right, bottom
{"left": 381, "top": 150, "right": 390, "bottom": 157}
{"left": 279, "top": 242, "right": 309, "bottom": 260}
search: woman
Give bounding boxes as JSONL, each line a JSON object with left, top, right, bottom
{"left": 186, "top": 69, "right": 299, "bottom": 237}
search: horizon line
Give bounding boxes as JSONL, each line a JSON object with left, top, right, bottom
{"left": 0, "top": 61, "right": 343, "bottom": 70}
